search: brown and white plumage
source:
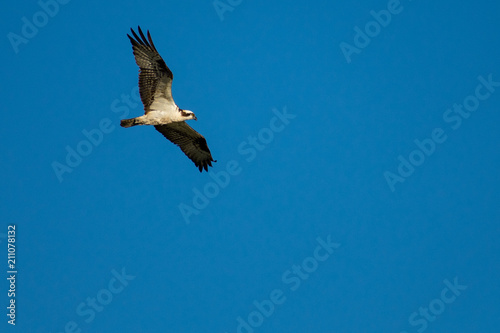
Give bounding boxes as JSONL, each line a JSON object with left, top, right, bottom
{"left": 120, "top": 26, "right": 215, "bottom": 172}
{"left": 155, "top": 123, "right": 214, "bottom": 172}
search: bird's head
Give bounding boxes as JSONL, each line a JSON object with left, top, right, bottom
{"left": 180, "top": 109, "right": 197, "bottom": 121}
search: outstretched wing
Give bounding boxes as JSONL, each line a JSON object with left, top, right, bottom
{"left": 128, "top": 26, "right": 173, "bottom": 113}
{"left": 155, "top": 122, "right": 215, "bottom": 172}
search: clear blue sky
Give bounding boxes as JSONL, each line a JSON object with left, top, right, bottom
{"left": 1, "top": 0, "right": 499, "bottom": 332}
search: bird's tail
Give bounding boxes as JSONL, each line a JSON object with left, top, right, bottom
{"left": 120, "top": 118, "right": 140, "bottom": 128}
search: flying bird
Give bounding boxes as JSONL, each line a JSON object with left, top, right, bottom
{"left": 121, "top": 26, "right": 215, "bottom": 172}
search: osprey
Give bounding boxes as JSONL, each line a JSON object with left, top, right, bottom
{"left": 121, "top": 26, "right": 215, "bottom": 172}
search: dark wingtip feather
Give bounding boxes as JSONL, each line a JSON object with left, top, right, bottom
{"left": 129, "top": 27, "right": 139, "bottom": 41}
{"left": 147, "top": 30, "right": 158, "bottom": 52}
{"left": 137, "top": 26, "right": 150, "bottom": 46}
{"left": 128, "top": 26, "right": 148, "bottom": 47}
